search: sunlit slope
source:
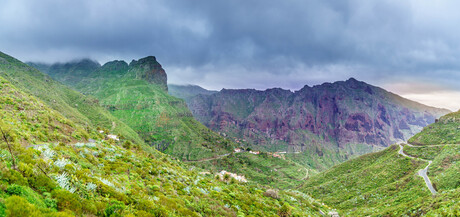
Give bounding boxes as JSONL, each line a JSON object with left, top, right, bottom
{"left": 0, "top": 51, "right": 144, "bottom": 145}
{"left": 409, "top": 110, "right": 460, "bottom": 145}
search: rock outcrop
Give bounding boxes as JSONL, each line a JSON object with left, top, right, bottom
{"left": 129, "top": 56, "right": 168, "bottom": 91}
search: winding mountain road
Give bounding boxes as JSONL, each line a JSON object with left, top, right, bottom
{"left": 398, "top": 144, "right": 437, "bottom": 195}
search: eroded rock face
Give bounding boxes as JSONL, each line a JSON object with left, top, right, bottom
{"left": 129, "top": 56, "right": 168, "bottom": 91}
{"left": 186, "top": 78, "right": 449, "bottom": 151}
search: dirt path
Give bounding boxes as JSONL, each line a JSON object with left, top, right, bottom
{"left": 398, "top": 143, "right": 437, "bottom": 195}
{"left": 302, "top": 168, "right": 309, "bottom": 180}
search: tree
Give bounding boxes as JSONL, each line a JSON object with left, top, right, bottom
{"left": 278, "top": 203, "right": 292, "bottom": 217}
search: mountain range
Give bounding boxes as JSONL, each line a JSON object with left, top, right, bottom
{"left": 172, "top": 80, "right": 449, "bottom": 170}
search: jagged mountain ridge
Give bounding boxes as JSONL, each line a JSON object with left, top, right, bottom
{"left": 185, "top": 78, "right": 449, "bottom": 154}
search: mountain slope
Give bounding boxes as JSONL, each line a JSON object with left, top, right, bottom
{"left": 184, "top": 78, "right": 449, "bottom": 169}
{"left": 409, "top": 109, "right": 460, "bottom": 145}
{"left": 31, "top": 58, "right": 234, "bottom": 160}
{"left": 168, "top": 84, "right": 218, "bottom": 101}
{"left": 301, "top": 144, "right": 460, "bottom": 216}
{"left": 0, "top": 73, "right": 329, "bottom": 216}
{"left": 0, "top": 52, "right": 144, "bottom": 145}
{"left": 301, "top": 110, "right": 460, "bottom": 216}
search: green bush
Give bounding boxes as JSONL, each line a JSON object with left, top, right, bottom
{"left": 52, "top": 189, "right": 82, "bottom": 213}
{"left": 6, "top": 184, "right": 24, "bottom": 196}
{"left": 5, "top": 195, "right": 41, "bottom": 217}
{"left": 104, "top": 200, "right": 125, "bottom": 217}
{"left": 278, "top": 203, "right": 292, "bottom": 217}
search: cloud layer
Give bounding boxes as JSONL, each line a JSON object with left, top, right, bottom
{"left": 1, "top": 0, "right": 460, "bottom": 110}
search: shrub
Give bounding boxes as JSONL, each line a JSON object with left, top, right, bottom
{"left": 278, "top": 203, "right": 292, "bottom": 217}
{"left": 152, "top": 206, "right": 168, "bottom": 217}
{"left": 5, "top": 195, "right": 41, "bottom": 216}
{"left": 263, "top": 189, "right": 279, "bottom": 199}
{"left": 52, "top": 189, "right": 82, "bottom": 213}
{"left": 223, "top": 174, "right": 230, "bottom": 181}
{"left": 30, "top": 174, "right": 56, "bottom": 193}
{"left": 6, "top": 184, "right": 24, "bottom": 196}
{"left": 104, "top": 200, "right": 125, "bottom": 217}
{"left": 44, "top": 197, "right": 58, "bottom": 210}
{"left": 122, "top": 141, "right": 132, "bottom": 149}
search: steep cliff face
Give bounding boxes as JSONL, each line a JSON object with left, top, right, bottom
{"left": 186, "top": 78, "right": 449, "bottom": 153}
{"left": 129, "top": 56, "right": 168, "bottom": 91}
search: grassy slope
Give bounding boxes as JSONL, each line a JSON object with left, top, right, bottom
{"left": 302, "top": 144, "right": 460, "bottom": 216}
{"left": 405, "top": 144, "right": 460, "bottom": 190}
{"left": 189, "top": 152, "right": 311, "bottom": 190}
{"left": 300, "top": 108, "right": 460, "bottom": 216}
{"left": 0, "top": 68, "right": 328, "bottom": 216}
{"left": 0, "top": 52, "right": 144, "bottom": 145}
{"left": 301, "top": 145, "right": 431, "bottom": 216}
{"left": 0, "top": 76, "right": 90, "bottom": 145}
{"left": 409, "top": 110, "right": 460, "bottom": 145}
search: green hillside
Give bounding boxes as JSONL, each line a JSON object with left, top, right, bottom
{"left": 409, "top": 110, "right": 460, "bottom": 145}
{"left": 299, "top": 103, "right": 460, "bottom": 217}
{"left": 0, "top": 52, "right": 144, "bottom": 145}
{"left": 301, "top": 110, "right": 460, "bottom": 215}
{"left": 0, "top": 61, "right": 329, "bottom": 216}
{"left": 301, "top": 143, "right": 460, "bottom": 216}
{"left": 33, "top": 58, "right": 234, "bottom": 160}
{"left": 189, "top": 151, "right": 313, "bottom": 190}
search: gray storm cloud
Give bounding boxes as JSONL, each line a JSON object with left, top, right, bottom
{"left": 1, "top": 0, "right": 460, "bottom": 110}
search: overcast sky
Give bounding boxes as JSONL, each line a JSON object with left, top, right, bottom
{"left": 1, "top": 0, "right": 460, "bottom": 111}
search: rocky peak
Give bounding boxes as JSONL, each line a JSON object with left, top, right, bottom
{"left": 343, "top": 77, "right": 368, "bottom": 89}
{"left": 129, "top": 56, "right": 168, "bottom": 91}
